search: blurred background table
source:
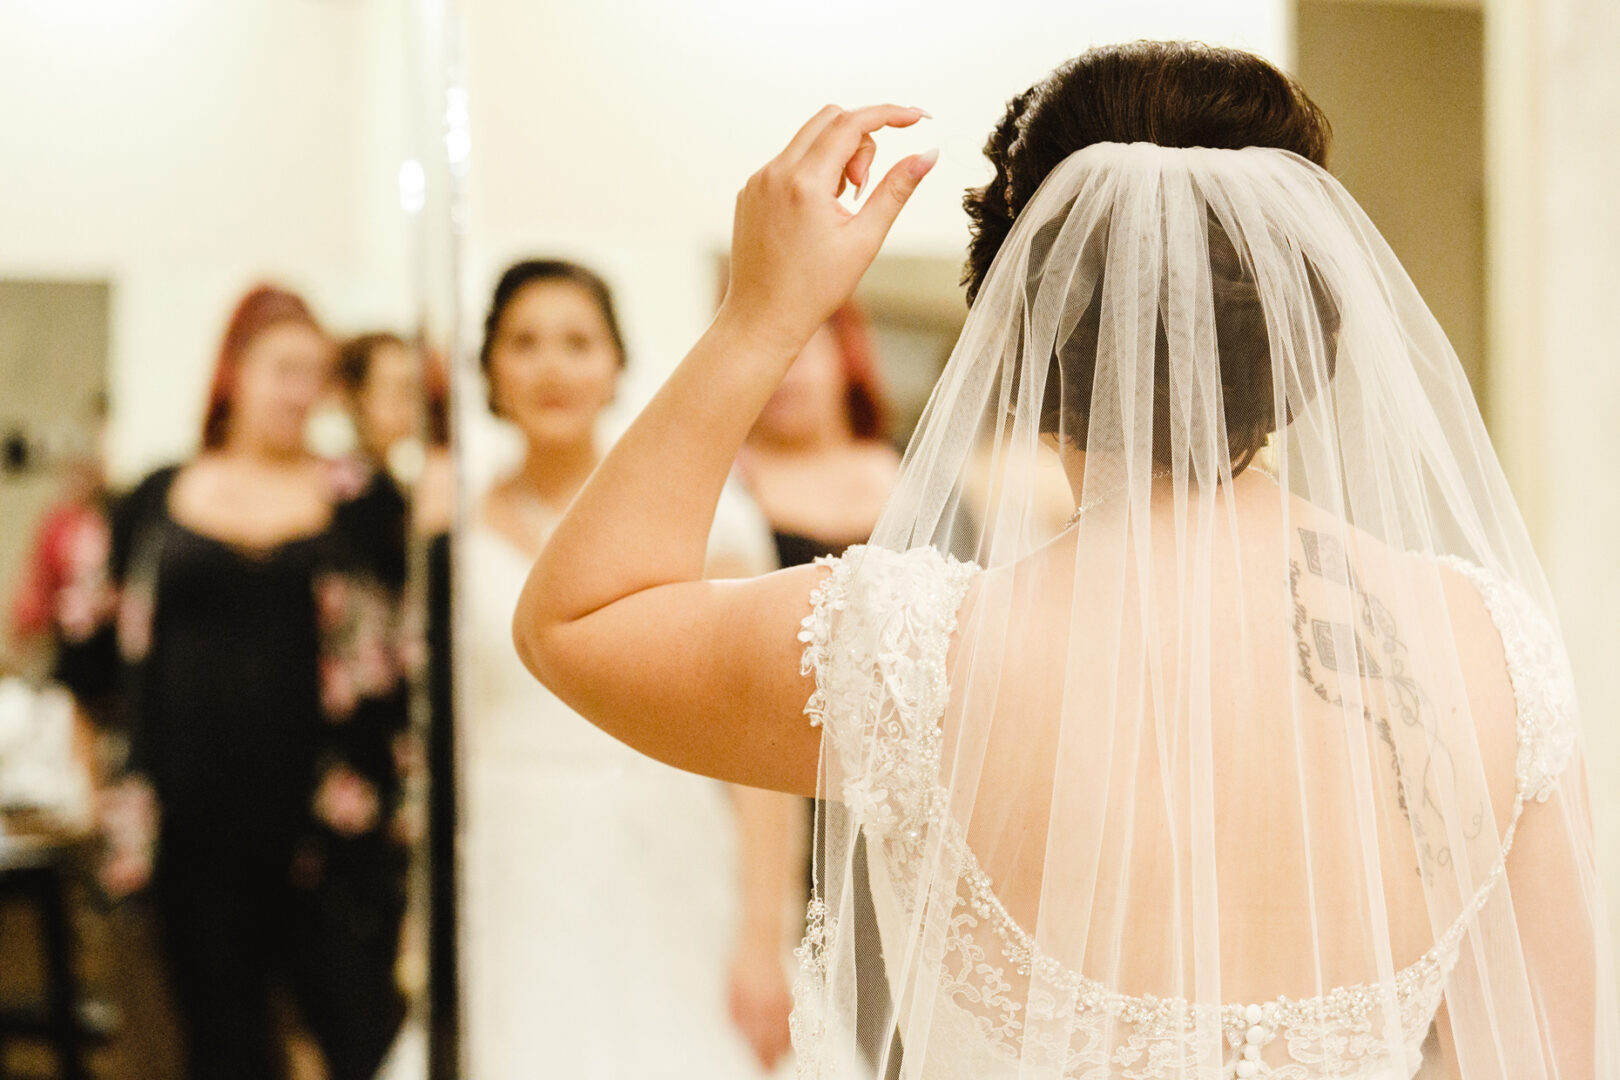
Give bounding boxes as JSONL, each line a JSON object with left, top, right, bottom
{"left": 0, "top": 818, "right": 117, "bottom": 1080}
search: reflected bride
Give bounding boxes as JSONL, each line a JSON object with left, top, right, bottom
{"left": 464, "top": 260, "right": 794, "bottom": 1078}
{"left": 512, "top": 43, "right": 1618, "bottom": 1080}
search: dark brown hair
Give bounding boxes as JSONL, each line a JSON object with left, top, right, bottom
{"left": 337, "top": 331, "right": 450, "bottom": 448}
{"left": 964, "top": 42, "right": 1330, "bottom": 304}
{"left": 964, "top": 41, "right": 1334, "bottom": 473}
{"left": 479, "top": 260, "right": 626, "bottom": 373}
{"left": 337, "top": 332, "right": 406, "bottom": 395}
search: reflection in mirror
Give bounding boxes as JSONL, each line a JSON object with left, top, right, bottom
{"left": 0, "top": 3, "right": 454, "bottom": 1078}
{"left": 456, "top": 257, "right": 808, "bottom": 1080}
{"left": 450, "top": 6, "right": 1294, "bottom": 1077}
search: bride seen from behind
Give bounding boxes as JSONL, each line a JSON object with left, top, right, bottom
{"left": 512, "top": 43, "right": 1618, "bottom": 1079}
{"left": 464, "top": 259, "right": 797, "bottom": 1077}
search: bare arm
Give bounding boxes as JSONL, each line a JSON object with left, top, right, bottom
{"left": 512, "top": 104, "right": 935, "bottom": 795}
{"left": 727, "top": 784, "right": 805, "bottom": 1068}
{"left": 1506, "top": 781, "right": 1601, "bottom": 1078}
{"left": 1436, "top": 780, "right": 1602, "bottom": 1079}
{"left": 731, "top": 785, "right": 805, "bottom": 953}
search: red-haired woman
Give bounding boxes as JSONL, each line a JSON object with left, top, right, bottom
{"left": 738, "top": 301, "right": 899, "bottom": 568}
{"left": 735, "top": 300, "right": 900, "bottom": 1065}
{"left": 106, "top": 285, "right": 407, "bottom": 1080}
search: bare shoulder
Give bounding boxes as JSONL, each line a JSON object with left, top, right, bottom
{"left": 478, "top": 479, "right": 549, "bottom": 560}
{"left": 477, "top": 482, "right": 518, "bottom": 534}
{"left": 169, "top": 454, "right": 232, "bottom": 503}
{"left": 849, "top": 439, "right": 902, "bottom": 482}
{"left": 1278, "top": 503, "right": 1523, "bottom": 833}
{"left": 1372, "top": 546, "right": 1523, "bottom": 833}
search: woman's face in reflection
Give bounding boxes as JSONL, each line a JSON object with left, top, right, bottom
{"left": 488, "top": 280, "right": 620, "bottom": 447}
{"left": 356, "top": 340, "right": 421, "bottom": 457}
{"left": 753, "top": 323, "right": 847, "bottom": 445}
{"left": 231, "top": 322, "right": 333, "bottom": 453}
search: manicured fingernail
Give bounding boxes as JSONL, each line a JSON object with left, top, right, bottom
{"left": 908, "top": 106, "right": 933, "bottom": 119}
{"left": 913, "top": 147, "right": 940, "bottom": 175}
{"left": 854, "top": 178, "right": 867, "bottom": 201}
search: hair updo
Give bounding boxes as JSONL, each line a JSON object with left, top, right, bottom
{"left": 963, "top": 42, "right": 1335, "bottom": 473}
{"left": 478, "top": 259, "right": 627, "bottom": 417}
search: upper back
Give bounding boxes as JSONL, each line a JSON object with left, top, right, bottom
{"left": 800, "top": 492, "right": 1580, "bottom": 1077}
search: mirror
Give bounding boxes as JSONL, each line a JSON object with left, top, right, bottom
{"left": 0, "top": 2, "right": 457, "bottom": 1077}
{"left": 446, "top": 5, "right": 1288, "bottom": 1077}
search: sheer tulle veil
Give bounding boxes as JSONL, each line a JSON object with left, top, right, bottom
{"left": 793, "top": 140, "right": 1619, "bottom": 1078}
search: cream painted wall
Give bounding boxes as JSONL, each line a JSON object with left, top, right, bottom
{"left": 1486, "top": 0, "right": 1620, "bottom": 961}
{"left": 1296, "top": 1, "right": 1486, "bottom": 402}
{"left": 0, "top": 0, "right": 415, "bottom": 483}
{"left": 457, "top": 0, "right": 1290, "bottom": 481}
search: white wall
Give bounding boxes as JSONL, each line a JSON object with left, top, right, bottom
{"left": 457, "top": 0, "right": 1290, "bottom": 480}
{"left": 1487, "top": 0, "right": 1620, "bottom": 959}
{"left": 0, "top": 0, "right": 415, "bottom": 483}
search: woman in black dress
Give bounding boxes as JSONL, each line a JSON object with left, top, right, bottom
{"left": 733, "top": 300, "right": 900, "bottom": 1068}
{"left": 107, "top": 286, "right": 408, "bottom": 1080}
{"left": 736, "top": 300, "right": 899, "bottom": 570}
{"left": 335, "top": 330, "right": 459, "bottom": 1079}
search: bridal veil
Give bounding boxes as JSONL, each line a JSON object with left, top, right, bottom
{"left": 793, "top": 140, "right": 1619, "bottom": 1078}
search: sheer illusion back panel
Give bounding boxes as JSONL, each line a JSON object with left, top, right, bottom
{"left": 792, "top": 141, "right": 1613, "bottom": 1080}
{"left": 802, "top": 540, "right": 1577, "bottom": 1078}
{"left": 946, "top": 508, "right": 1529, "bottom": 997}
{"left": 952, "top": 490, "right": 1524, "bottom": 1003}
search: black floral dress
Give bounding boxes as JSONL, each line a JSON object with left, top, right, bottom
{"left": 110, "top": 463, "right": 409, "bottom": 1080}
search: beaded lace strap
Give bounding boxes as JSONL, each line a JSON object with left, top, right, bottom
{"left": 798, "top": 543, "right": 979, "bottom": 841}
{"left": 791, "top": 543, "right": 978, "bottom": 1079}
{"left": 1438, "top": 555, "right": 1579, "bottom": 805}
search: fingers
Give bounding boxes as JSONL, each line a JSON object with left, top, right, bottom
{"left": 800, "top": 104, "right": 928, "bottom": 185}
{"left": 854, "top": 149, "right": 939, "bottom": 238}
{"left": 845, "top": 133, "right": 878, "bottom": 199}
{"left": 779, "top": 104, "right": 844, "bottom": 164}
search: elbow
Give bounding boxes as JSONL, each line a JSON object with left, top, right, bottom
{"left": 510, "top": 582, "right": 566, "bottom": 689}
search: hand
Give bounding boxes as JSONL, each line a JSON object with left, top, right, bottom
{"left": 100, "top": 847, "right": 152, "bottom": 898}
{"left": 727, "top": 943, "right": 795, "bottom": 1072}
{"left": 97, "top": 777, "right": 157, "bottom": 898}
{"left": 313, "top": 762, "right": 381, "bottom": 836}
{"left": 720, "top": 104, "right": 936, "bottom": 356}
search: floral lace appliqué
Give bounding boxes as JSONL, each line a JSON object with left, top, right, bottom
{"left": 798, "top": 544, "right": 976, "bottom": 852}
{"left": 793, "top": 548, "right": 1578, "bottom": 1079}
{"left": 1439, "top": 556, "right": 1579, "bottom": 803}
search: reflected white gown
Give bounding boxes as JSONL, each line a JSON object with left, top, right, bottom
{"left": 462, "top": 508, "right": 773, "bottom": 1079}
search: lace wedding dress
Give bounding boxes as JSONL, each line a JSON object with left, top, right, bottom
{"left": 792, "top": 542, "right": 1578, "bottom": 1080}
{"left": 785, "top": 143, "right": 1615, "bottom": 1079}
{"left": 462, "top": 518, "right": 773, "bottom": 1079}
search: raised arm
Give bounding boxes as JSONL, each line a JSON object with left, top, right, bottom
{"left": 512, "top": 104, "right": 936, "bottom": 795}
